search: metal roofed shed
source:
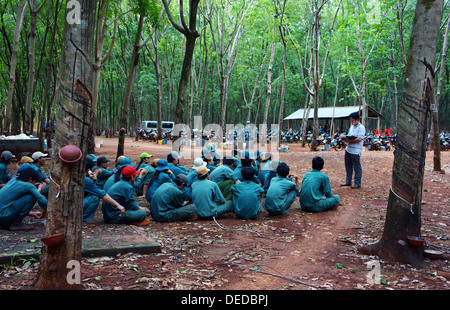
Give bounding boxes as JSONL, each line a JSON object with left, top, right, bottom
{"left": 283, "top": 106, "right": 383, "bottom": 133}
{"left": 284, "top": 106, "right": 382, "bottom": 120}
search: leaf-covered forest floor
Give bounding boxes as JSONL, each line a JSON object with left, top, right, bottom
{"left": 1, "top": 137, "right": 449, "bottom": 292}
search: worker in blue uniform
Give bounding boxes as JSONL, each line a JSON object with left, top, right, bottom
{"left": 0, "top": 151, "right": 16, "bottom": 188}
{"left": 83, "top": 158, "right": 125, "bottom": 226}
{"left": 263, "top": 162, "right": 299, "bottom": 216}
{"left": 299, "top": 156, "right": 340, "bottom": 213}
{"left": 0, "top": 167, "right": 47, "bottom": 231}
{"left": 102, "top": 165, "right": 150, "bottom": 225}
{"left": 230, "top": 167, "right": 264, "bottom": 220}
{"left": 208, "top": 157, "right": 240, "bottom": 200}
{"left": 149, "top": 174, "right": 197, "bottom": 222}
{"left": 191, "top": 165, "right": 233, "bottom": 219}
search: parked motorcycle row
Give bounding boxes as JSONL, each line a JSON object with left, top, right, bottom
{"left": 280, "top": 129, "right": 399, "bottom": 152}
{"left": 138, "top": 126, "right": 449, "bottom": 153}
{"left": 427, "top": 133, "right": 450, "bottom": 151}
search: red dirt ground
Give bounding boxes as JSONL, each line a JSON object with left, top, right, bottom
{"left": 1, "top": 137, "right": 449, "bottom": 292}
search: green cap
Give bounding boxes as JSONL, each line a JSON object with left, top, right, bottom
{"left": 139, "top": 152, "right": 153, "bottom": 160}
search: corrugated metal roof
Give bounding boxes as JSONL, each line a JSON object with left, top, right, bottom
{"left": 284, "top": 106, "right": 382, "bottom": 120}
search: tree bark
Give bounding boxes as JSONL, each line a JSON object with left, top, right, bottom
{"left": 359, "top": 0, "right": 444, "bottom": 266}
{"left": 35, "top": 0, "right": 97, "bottom": 289}
{"left": 431, "top": 14, "right": 449, "bottom": 172}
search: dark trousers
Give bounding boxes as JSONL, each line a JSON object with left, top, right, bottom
{"left": 345, "top": 151, "right": 362, "bottom": 186}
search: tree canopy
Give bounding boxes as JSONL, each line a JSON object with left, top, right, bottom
{"left": 0, "top": 0, "right": 449, "bottom": 136}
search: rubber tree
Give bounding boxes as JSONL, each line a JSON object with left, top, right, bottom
{"left": 4, "top": 0, "right": 28, "bottom": 135}
{"left": 34, "top": 0, "right": 97, "bottom": 289}
{"left": 161, "top": 0, "right": 201, "bottom": 141}
{"left": 116, "top": 0, "right": 160, "bottom": 158}
{"left": 360, "top": 0, "right": 444, "bottom": 267}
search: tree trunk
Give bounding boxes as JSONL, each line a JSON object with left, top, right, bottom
{"left": 359, "top": 0, "right": 444, "bottom": 267}
{"left": 432, "top": 14, "right": 449, "bottom": 172}
{"left": 162, "top": 0, "right": 200, "bottom": 133}
{"left": 35, "top": 0, "right": 97, "bottom": 289}
{"left": 89, "top": 2, "right": 119, "bottom": 153}
{"left": 38, "top": 0, "right": 61, "bottom": 151}
{"left": 117, "top": 14, "right": 144, "bottom": 158}
{"left": 263, "top": 23, "right": 276, "bottom": 127}
{"left": 5, "top": 0, "right": 28, "bottom": 135}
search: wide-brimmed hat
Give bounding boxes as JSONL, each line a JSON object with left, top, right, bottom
{"left": 117, "top": 157, "right": 135, "bottom": 169}
{"left": 155, "top": 159, "right": 169, "bottom": 171}
{"left": 196, "top": 165, "right": 210, "bottom": 177}
{"left": 192, "top": 157, "right": 206, "bottom": 169}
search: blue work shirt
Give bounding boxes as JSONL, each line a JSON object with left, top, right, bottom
{"left": 102, "top": 180, "right": 140, "bottom": 223}
{"left": 0, "top": 180, "right": 48, "bottom": 214}
{"left": 0, "top": 162, "right": 12, "bottom": 184}
{"left": 299, "top": 169, "right": 334, "bottom": 206}
{"left": 149, "top": 182, "right": 185, "bottom": 221}
{"left": 263, "top": 176, "right": 299, "bottom": 213}
{"left": 231, "top": 180, "right": 264, "bottom": 220}
{"left": 145, "top": 172, "right": 175, "bottom": 202}
{"left": 209, "top": 164, "right": 238, "bottom": 184}
{"left": 84, "top": 176, "right": 106, "bottom": 198}
{"left": 191, "top": 178, "right": 226, "bottom": 218}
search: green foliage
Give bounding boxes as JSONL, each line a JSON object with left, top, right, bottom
{"left": 1, "top": 0, "right": 450, "bottom": 133}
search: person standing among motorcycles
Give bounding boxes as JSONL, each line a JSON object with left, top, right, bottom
{"left": 340, "top": 112, "right": 366, "bottom": 189}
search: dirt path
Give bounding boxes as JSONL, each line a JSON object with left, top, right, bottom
{"left": 89, "top": 138, "right": 449, "bottom": 290}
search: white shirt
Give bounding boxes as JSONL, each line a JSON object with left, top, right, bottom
{"left": 345, "top": 123, "right": 366, "bottom": 156}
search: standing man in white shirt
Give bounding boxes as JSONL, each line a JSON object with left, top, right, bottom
{"left": 340, "top": 112, "right": 366, "bottom": 189}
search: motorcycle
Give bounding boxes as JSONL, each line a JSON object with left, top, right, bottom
{"left": 440, "top": 133, "right": 450, "bottom": 151}
{"left": 331, "top": 133, "right": 345, "bottom": 151}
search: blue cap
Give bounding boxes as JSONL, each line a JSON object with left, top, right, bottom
{"left": 155, "top": 159, "right": 169, "bottom": 171}
{"left": 117, "top": 157, "right": 135, "bottom": 168}
{"left": 87, "top": 154, "right": 97, "bottom": 162}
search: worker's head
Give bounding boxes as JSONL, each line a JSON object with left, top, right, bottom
{"left": 1, "top": 151, "right": 15, "bottom": 164}
{"left": 276, "top": 162, "right": 290, "bottom": 178}
{"left": 222, "top": 157, "right": 234, "bottom": 167}
{"left": 312, "top": 156, "right": 324, "bottom": 171}
{"left": 241, "top": 166, "right": 255, "bottom": 182}
{"left": 121, "top": 165, "right": 140, "bottom": 183}
{"left": 167, "top": 151, "right": 181, "bottom": 165}
{"left": 240, "top": 158, "right": 253, "bottom": 167}
{"left": 349, "top": 112, "right": 360, "bottom": 126}
{"left": 196, "top": 165, "right": 210, "bottom": 180}
{"left": 174, "top": 174, "right": 189, "bottom": 189}
{"left": 85, "top": 158, "right": 95, "bottom": 172}
{"left": 17, "top": 166, "right": 40, "bottom": 183}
